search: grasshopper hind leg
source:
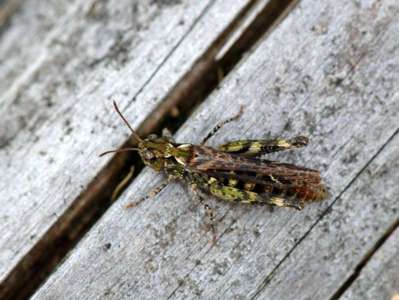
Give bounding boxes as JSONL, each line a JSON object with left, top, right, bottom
{"left": 208, "top": 181, "right": 304, "bottom": 210}
{"left": 266, "top": 195, "right": 304, "bottom": 210}
{"left": 218, "top": 136, "right": 309, "bottom": 157}
{"left": 201, "top": 105, "right": 244, "bottom": 145}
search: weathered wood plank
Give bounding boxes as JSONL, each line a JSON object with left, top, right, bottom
{"left": 0, "top": 0, "right": 256, "bottom": 297}
{"left": 254, "top": 131, "right": 399, "bottom": 300}
{"left": 32, "top": 0, "right": 399, "bottom": 299}
{"left": 341, "top": 226, "right": 399, "bottom": 300}
{"left": 0, "top": 0, "right": 76, "bottom": 96}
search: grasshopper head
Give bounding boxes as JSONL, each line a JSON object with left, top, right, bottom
{"left": 100, "top": 101, "right": 188, "bottom": 172}
{"left": 138, "top": 134, "right": 175, "bottom": 171}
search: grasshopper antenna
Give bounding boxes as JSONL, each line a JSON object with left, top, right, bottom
{"left": 99, "top": 147, "right": 139, "bottom": 157}
{"left": 113, "top": 100, "right": 143, "bottom": 142}
{"left": 99, "top": 101, "right": 142, "bottom": 157}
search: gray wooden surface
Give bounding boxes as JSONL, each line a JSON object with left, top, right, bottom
{"left": 255, "top": 132, "right": 399, "bottom": 300}
{"left": 0, "top": 0, "right": 74, "bottom": 96}
{"left": 31, "top": 0, "right": 399, "bottom": 299}
{"left": 341, "top": 226, "right": 399, "bottom": 300}
{"left": 0, "top": 0, "right": 257, "bottom": 296}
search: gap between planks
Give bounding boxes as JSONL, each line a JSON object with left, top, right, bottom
{"left": 333, "top": 219, "right": 399, "bottom": 299}
{"left": 0, "top": 0, "right": 24, "bottom": 31}
{"left": 331, "top": 166, "right": 399, "bottom": 299}
{"left": 0, "top": 0, "right": 298, "bottom": 299}
{"left": 28, "top": 0, "right": 399, "bottom": 298}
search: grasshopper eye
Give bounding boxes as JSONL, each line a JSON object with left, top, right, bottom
{"left": 143, "top": 150, "right": 155, "bottom": 160}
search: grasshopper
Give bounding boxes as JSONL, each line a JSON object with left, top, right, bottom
{"left": 101, "top": 101, "right": 327, "bottom": 240}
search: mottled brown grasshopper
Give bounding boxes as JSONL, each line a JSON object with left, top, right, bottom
{"left": 101, "top": 102, "right": 327, "bottom": 239}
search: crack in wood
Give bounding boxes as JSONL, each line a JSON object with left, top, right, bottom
{"left": 250, "top": 128, "right": 399, "bottom": 300}
{"left": 0, "top": 0, "right": 299, "bottom": 299}
{"left": 331, "top": 217, "right": 399, "bottom": 300}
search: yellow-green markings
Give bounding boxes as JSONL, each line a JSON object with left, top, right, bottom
{"left": 218, "top": 138, "right": 298, "bottom": 157}
{"left": 208, "top": 177, "right": 259, "bottom": 203}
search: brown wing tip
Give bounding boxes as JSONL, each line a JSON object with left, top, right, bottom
{"left": 312, "top": 183, "right": 330, "bottom": 201}
{"left": 295, "top": 183, "right": 329, "bottom": 203}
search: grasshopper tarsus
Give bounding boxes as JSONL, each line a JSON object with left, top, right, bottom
{"left": 124, "top": 202, "right": 138, "bottom": 209}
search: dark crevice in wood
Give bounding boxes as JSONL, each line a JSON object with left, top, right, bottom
{"left": 135, "top": 0, "right": 300, "bottom": 136}
{"left": 163, "top": 0, "right": 302, "bottom": 298}
{"left": 0, "top": 0, "right": 23, "bottom": 36}
{"left": 0, "top": 0, "right": 298, "bottom": 299}
{"left": 330, "top": 217, "right": 399, "bottom": 300}
{"left": 251, "top": 128, "right": 399, "bottom": 300}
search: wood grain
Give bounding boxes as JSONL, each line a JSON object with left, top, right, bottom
{"left": 32, "top": 0, "right": 399, "bottom": 299}
{"left": 0, "top": 0, "right": 255, "bottom": 296}
{"left": 253, "top": 131, "right": 399, "bottom": 300}
{"left": 0, "top": 0, "right": 75, "bottom": 96}
{"left": 341, "top": 226, "right": 399, "bottom": 300}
